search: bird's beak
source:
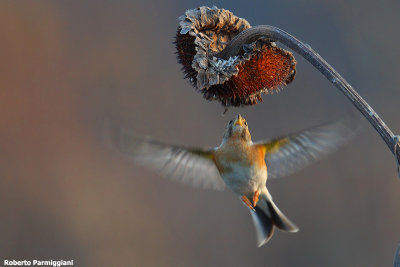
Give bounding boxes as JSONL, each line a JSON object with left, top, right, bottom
{"left": 234, "top": 114, "right": 244, "bottom": 127}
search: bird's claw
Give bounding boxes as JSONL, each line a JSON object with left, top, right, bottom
{"left": 253, "top": 190, "right": 260, "bottom": 207}
{"left": 241, "top": 196, "right": 255, "bottom": 212}
{"left": 241, "top": 191, "right": 260, "bottom": 212}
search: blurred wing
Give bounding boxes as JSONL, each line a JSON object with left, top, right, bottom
{"left": 256, "top": 122, "right": 354, "bottom": 179}
{"left": 114, "top": 130, "right": 225, "bottom": 191}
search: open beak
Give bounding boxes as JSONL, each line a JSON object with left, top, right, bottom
{"left": 234, "top": 114, "right": 244, "bottom": 127}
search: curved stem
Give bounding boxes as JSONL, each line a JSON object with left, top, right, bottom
{"left": 394, "top": 242, "right": 400, "bottom": 267}
{"left": 219, "top": 25, "right": 400, "bottom": 176}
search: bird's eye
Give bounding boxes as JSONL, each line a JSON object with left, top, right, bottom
{"left": 244, "top": 121, "right": 248, "bottom": 126}
{"left": 229, "top": 120, "right": 233, "bottom": 125}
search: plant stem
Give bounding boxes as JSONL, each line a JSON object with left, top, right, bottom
{"left": 394, "top": 242, "right": 400, "bottom": 267}
{"left": 219, "top": 25, "right": 400, "bottom": 176}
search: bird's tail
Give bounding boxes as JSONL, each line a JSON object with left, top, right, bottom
{"left": 249, "top": 193, "right": 299, "bottom": 247}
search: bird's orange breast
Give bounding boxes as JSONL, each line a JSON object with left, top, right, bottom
{"left": 213, "top": 140, "right": 267, "bottom": 174}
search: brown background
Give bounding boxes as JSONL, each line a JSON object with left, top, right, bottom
{"left": 0, "top": 1, "right": 399, "bottom": 266}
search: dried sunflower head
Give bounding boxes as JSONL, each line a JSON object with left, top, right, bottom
{"left": 175, "top": 6, "right": 296, "bottom": 107}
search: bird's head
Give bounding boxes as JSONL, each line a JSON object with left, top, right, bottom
{"left": 223, "top": 114, "right": 252, "bottom": 143}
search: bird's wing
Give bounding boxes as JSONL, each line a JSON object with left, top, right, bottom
{"left": 255, "top": 122, "right": 354, "bottom": 179}
{"left": 112, "top": 129, "right": 225, "bottom": 191}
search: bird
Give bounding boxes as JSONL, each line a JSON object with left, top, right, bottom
{"left": 110, "top": 114, "right": 353, "bottom": 247}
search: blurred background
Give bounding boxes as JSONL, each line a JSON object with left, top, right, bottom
{"left": 0, "top": 1, "right": 399, "bottom": 266}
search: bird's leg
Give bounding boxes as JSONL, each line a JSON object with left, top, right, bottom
{"left": 253, "top": 190, "right": 260, "bottom": 207}
{"left": 241, "top": 196, "right": 255, "bottom": 211}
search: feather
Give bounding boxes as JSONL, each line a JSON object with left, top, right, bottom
{"left": 256, "top": 121, "right": 354, "bottom": 179}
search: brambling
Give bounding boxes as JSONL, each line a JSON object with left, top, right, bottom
{"left": 113, "top": 114, "right": 352, "bottom": 247}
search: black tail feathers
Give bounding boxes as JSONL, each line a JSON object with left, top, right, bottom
{"left": 267, "top": 200, "right": 299, "bottom": 232}
{"left": 250, "top": 198, "right": 298, "bottom": 247}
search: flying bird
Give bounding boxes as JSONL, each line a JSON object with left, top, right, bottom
{"left": 111, "top": 114, "right": 352, "bottom": 247}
